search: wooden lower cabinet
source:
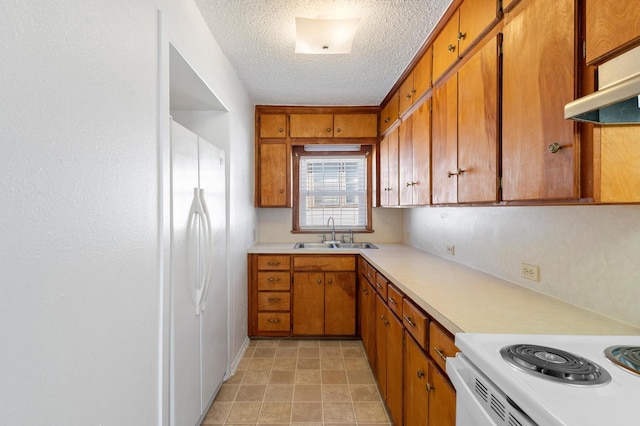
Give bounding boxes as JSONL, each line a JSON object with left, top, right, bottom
{"left": 358, "top": 260, "right": 377, "bottom": 370}
{"left": 375, "top": 295, "right": 404, "bottom": 426}
{"left": 249, "top": 254, "right": 292, "bottom": 337}
{"left": 405, "top": 334, "right": 456, "bottom": 426}
{"left": 292, "top": 271, "right": 356, "bottom": 335}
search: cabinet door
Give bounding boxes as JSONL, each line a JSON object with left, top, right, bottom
{"left": 334, "top": 114, "right": 378, "bottom": 138}
{"left": 428, "top": 363, "right": 456, "bottom": 426}
{"left": 457, "top": 35, "right": 499, "bottom": 203}
{"left": 381, "top": 92, "right": 400, "bottom": 134}
{"left": 405, "top": 335, "right": 430, "bottom": 426}
{"left": 292, "top": 272, "right": 324, "bottom": 335}
{"left": 432, "top": 76, "right": 458, "bottom": 204}
{"left": 433, "top": 12, "right": 460, "bottom": 82}
{"left": 599, "top": 126, "right": 640, "bottom": 202}
{"left": 386, "top": 311, "right": 404, "bottom": 426}
{"left": 411, "top": 100, "right": 432, "bottom": 205}
{"left": 413, "top": 48, "right": 433, "bottom": 102}
{"left": 399, "top": 74, "right": 416, "bottom": 117}
{"left": 259, "top": 114, "right": 287, "bottom": 138}
{"left": 290, "top": 114, "right": 333, "bottom": 138}
{"left": 375, "top": 295, "right": 388, "bottom": 397}
{"left": 358, "top": 275, "right": 376, "bottom": 369}
{"left": 324, "top": 272, "right": 356, "bottom": 335}
{"left": 502, "top": 0, "right": 577, "bottom": 201}
{"left": 458, "top": 0, "right": 498, "bottom": 55}
{"left": 586, "top": 0, "right": 640, "bottom": 64}
{"left": 399, "top": 117, "right": 414, "bottom": 206}
{"left": 379, "top": 128, "right": 400, "bottom": 206}
{"left": 259, "top": 141, "right": 289, "bottom": 206}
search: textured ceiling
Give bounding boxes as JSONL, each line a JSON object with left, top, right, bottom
{"left": 193, "top": 0, "right": 453, "bottom": 106}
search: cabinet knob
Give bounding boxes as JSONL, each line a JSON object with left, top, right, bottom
{"left": 317, "top": 279, "right": 322, "bottom": 284}
{"left": 267, "top": 277, "right": 281, "bottom": 282}
{"left": 426, "top": 382, "right": 433, "bottom": 392}
{"left": 417, "top": 370, "right": 425, "bottom": 379}
{"left": 327, "top": 279, "right": 333, "bottom": 284}
{"left": 326, "top": 128, "right": 332, "bottom": 132}
{"left": 458, "top": 31, "right": 466, "bottom": 40}
{"left": 411, "top": 89, "right": 416, "bottom": 95}
{"left": 384, "top": 117, "right": 390, "bottom": 123}
{"left": 447, "top": 44, "right": 456, "bottom": 53}
{"left": 548, "top": 142, "right": 561, "bottom": 154}
{"left": 336, "top": 128, "right": 341, "bottom": 133}
{"left": 406, "top": 93, "right": 412, "bottom": 99}
{"left": 363, "top": 288, "right": 368, "bottom": 295}
{"left": 279, "top": 189, "right": 284, "bottom": 193}
{"left": 278, "top": 127, "right": 284, "bottom": 132}
{"left": 447, "top": 168, "right": 466, "bottom": 178}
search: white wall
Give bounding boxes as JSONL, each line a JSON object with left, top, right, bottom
{"left": 0, "top": 0, "right": 256, "bottom": 424}
{"left": 403, "top": 205, "right": 640, "bottom": 328}
{"left": 257, "top": 207, "right": 404, "bottom": 243}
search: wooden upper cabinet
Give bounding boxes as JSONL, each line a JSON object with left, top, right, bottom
{"left": 433, "top": 0, "right": 498, "bottom": 82}
{"left": 431, "top": 76, "right": 458, "bottom": 204}
{"left": 457, "top": 35, "right": 499, "bottom": 203}
{"left": 289, "top": 113, "right": 334, "bottom": 138}
{"left": 597, "top": 126, "right": 640, "bottom": 203}
{"left": 334, "top": 113, "right": 378, "bottom": 138}
{"left": 399, "top": 100, "right": 431, "bottom": 206}
{"left": 379, "top": 128, "right": 399, "bottom": 206}
{"left": 259, "top": 114, "right": 287, "bottom": 138}
{"left": 586, "top": 0, "right": 640, "bottom": 65}
{"left": 258, "top": 141, "right": 289, "bottom": 207}
{"left": 381, "top": 91, "right": 400, "bottom": 134}
{"left": 399, "top": 48, "right": 433, "bottom": 117}
{"left": 289, "top": 113, "right": 377, "bottom": 138}
{"left": 502, "top": 0, "right": 578, "bottom": 201}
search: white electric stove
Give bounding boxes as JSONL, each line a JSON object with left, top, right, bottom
{"left": 447, "top": 333, "right": 640, "bottom": 426}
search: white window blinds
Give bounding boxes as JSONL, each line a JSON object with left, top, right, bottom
{"left": 299, "top": 155, "right": 367, "bottom": 230}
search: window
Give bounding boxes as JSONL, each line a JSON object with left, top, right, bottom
{"left": 293, "top": 145, "right": 372, "bottom": 232}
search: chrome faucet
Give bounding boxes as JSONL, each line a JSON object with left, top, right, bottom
{"left": 327, "top": 216, "right": 336, "bottom": 242}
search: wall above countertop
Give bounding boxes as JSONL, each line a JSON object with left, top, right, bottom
{"left": 403, "top": 204, "right": 640, "bottom": 329}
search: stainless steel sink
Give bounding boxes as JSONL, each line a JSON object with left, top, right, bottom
{"left": 293, "top": 242, "right": 338, "bottom": 249}
{"left": 293, "top": 242, "right": 378, "bottom": 249}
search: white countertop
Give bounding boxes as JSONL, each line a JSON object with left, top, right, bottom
{"left": 249, "top": 243, "right": 640, "bottom": 336}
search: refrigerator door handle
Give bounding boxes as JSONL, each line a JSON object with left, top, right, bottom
{"left": 198, "top": 188, "right": 214, "bottom": 312}
{"left": 189, "top": 188, "right": 211, "bottom": 316}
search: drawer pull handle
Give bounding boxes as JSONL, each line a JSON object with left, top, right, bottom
{"left": 404, "top": 316, "right": 416, "bottom": 327}
{"left": 388, "top": 296, "right": 396, "bottom": 305}
{"left": 367, "top": 273, "right": 372, "bottom": 279}
{"left": 447, "top": 44, "right": 456, "bottom": 53}
{"left": 267, "top": 261, "right": 281, "bottom": 265}
{"left": 268, "top": 318, "right": 280, "bottom": 323}
{"left": 376, "top": 283, "right": 383, "bottom": 289}
{"left": 426, "top": 382, "right": 433, "bottom": 393}
{"left": 363, "top": 289, "right": 369, "bottom": 295}
{"left": 434, "top": 347, "right": 447, "bottom": 362}
{"left": 380, "top": 314, "right": 386, "bottom": 321}
{"left": 267, "top": 297, "right": 281, "bottom": 302}
{"left": 267, "top": 277, "right": 281, "bottom": 282}
{"left": 417, "top": 370, "right": 424, "bottom": 379}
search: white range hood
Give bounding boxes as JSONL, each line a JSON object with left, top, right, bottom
{"left": 565, "top": 45, "right": 640, "bottom": 124}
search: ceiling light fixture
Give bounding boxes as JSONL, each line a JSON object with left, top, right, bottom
{"left": 295, "top": 16, "right": 361, "bottom": 54}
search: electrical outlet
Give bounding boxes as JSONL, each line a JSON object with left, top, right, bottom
{"left": 521, "top": 263, "right": 540, "bottom": 282}
{"left": 446, "top": 245, "right": 455, "bottom": 256}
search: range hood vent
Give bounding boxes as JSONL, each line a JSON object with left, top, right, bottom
{"left": 565, "top": 46, "right": 640, "bottom": 124}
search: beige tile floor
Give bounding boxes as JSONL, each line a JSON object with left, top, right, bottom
{"left": 201, "top": 339, "right": 391, "bottom": 425}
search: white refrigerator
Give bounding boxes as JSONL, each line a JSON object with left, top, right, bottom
{"left": 170, "top": 119, "right": 227, "bottom": 426}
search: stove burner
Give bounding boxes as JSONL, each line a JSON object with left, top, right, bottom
{"left": 500, "top": 344, "right": 611, "bottom": 386}
{"left": 605, "top": 346, "right": 640, "bottom": 376}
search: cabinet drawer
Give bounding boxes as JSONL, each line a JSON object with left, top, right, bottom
{"left": 374, "top": 271, "right": 388, "bottom": 299}
{"left": 257, "top": 272, "right": 291, "bottom": 291}
{"left": 387, "top": 284, "right": 403, "bottom": 319}
{"left": 257, "top": 255, "right": 290, "bottom": 270}
{"left": 402, "top": 298, "right": 428, "bottom": 349}
{"left": 293, "top": 255, "right": 356, "bottom": 271}
{"left": 258, "top": 313, "right": 290, "bottom": 332}
{"left": 429, "top": 322, "right": 460, "bottom": 371}
{"left": 258, "top": 292, "right": 291, "bottom": 311}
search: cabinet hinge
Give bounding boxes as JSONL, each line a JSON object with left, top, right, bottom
{"left": 499, "top": 177, "right": 503, "bottom": 189}
{"left": 582, "top": 40, "right": 587, "bottom": 60}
